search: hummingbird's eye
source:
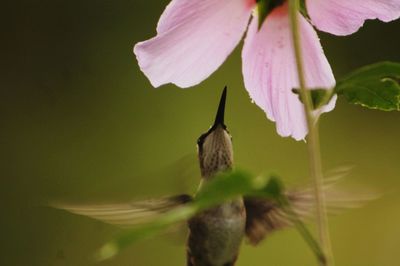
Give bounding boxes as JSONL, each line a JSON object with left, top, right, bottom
{"left": 197, "top": 132, "right": 207, "bottom": 146}
{"left": 197, "top": 128, "right": 213, "bottom": 147}
{"left": 197, "top": 133, "right": 208, "bottom": 154}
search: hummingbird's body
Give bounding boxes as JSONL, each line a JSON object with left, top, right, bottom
{"left": 187, "top": 88, "right": 245, "bottom": 266}
{"left": 187, "top": 198, "right": 245, "bottom": 266}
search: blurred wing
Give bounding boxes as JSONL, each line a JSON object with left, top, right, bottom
{"left": 244, "top": 197, "right": 290, "bottom": 245}
{"left": 244, "top": 167, "right": 379, "bottom": 245}
{"left": 53, "top": 194, "right": 192, "bottom": 228}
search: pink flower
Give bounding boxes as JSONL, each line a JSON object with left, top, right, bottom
{"left": 307, "top": 0, "right": 400, "bottom": 36}
{"left": 134, "top": 0, "right": 400, "bottom": 140}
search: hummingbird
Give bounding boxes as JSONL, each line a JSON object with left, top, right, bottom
{"left": 55, "top": 87, "right": 368, "bottom": 266}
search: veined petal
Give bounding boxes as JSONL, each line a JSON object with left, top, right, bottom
{"left": 307, "top": 0, "right": 400, "bottom": 36}
{"left": 242, "top": 3, "right": 335, "bottom": 140}
{"left": 134, "top": 0, "right": 255, "bottom": 88}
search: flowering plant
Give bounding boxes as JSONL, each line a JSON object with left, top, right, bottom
{"left": 51, "top": 1, "right": 400, "bottom": 265}
{"left": 134, "top": 0, "right": 400, "bottom": 140}
{"left": 132, "top": 1, "right": 400, "bottom": 265}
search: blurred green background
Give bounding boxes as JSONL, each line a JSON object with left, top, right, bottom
{"left": 1, "top": 1, "right": 400, "bottom": 265}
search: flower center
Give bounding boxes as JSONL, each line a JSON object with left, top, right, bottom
{"left": 256, "top": 0, "right": 285, "bottom": 28}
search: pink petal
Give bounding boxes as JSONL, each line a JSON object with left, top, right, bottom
{"left": 242, "top": 3, "right": 336, "bottom": 140}
{"left": 307, "top": 0, "right": 400, "bottom": 36}
{"left": 134, "top": 0, "right": 255, "bottom": 88}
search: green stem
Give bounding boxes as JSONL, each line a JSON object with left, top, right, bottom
{"left": 288, "top": 1, "right": 334, "bottom": 266}
{"left": 279, "top": 197, "right": 326, "bottom": 264}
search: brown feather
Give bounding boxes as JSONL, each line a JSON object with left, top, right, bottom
{"left": 244, "top": 169, "right": 378, "bottom": 245}
{"left": 244, "top": 197, "right": 289, "bottom": 245}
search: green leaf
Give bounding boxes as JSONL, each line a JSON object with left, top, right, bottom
{"left": 292, "top": 88, "right": 335, "bottom": 110}
{"left": 195, "top": 170, "right": 259, "bottom": 206}
{"left": 194, "top": 170, "right": 283, "bottom": 205}
{"left": 257, "top": 175, "right": 284, "bottom": 198}
{"left": 336, "top": 61, "right": 400, "bottom": 111}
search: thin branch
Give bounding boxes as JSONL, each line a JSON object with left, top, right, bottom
{"left": 288, "top": 1, "right": 334, "bottom": 265}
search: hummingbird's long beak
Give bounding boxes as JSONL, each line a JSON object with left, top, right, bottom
{"left": 213, "top": 86, "right": 227, "bottom": 127}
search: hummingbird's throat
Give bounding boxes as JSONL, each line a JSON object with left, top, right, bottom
{"left": 198, "top": 127, "right": 233, "bottom": 179}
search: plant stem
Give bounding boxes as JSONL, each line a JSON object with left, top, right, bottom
{"left": 288, "top": 1, "right": 334, "bottom": 266}
{"left": 279, "top": 197, "right": 326, "bottom": 264}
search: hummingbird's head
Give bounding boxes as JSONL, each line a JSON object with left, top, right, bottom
{"left": 197, "top": 87, "right": 233, "bottom": 179}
